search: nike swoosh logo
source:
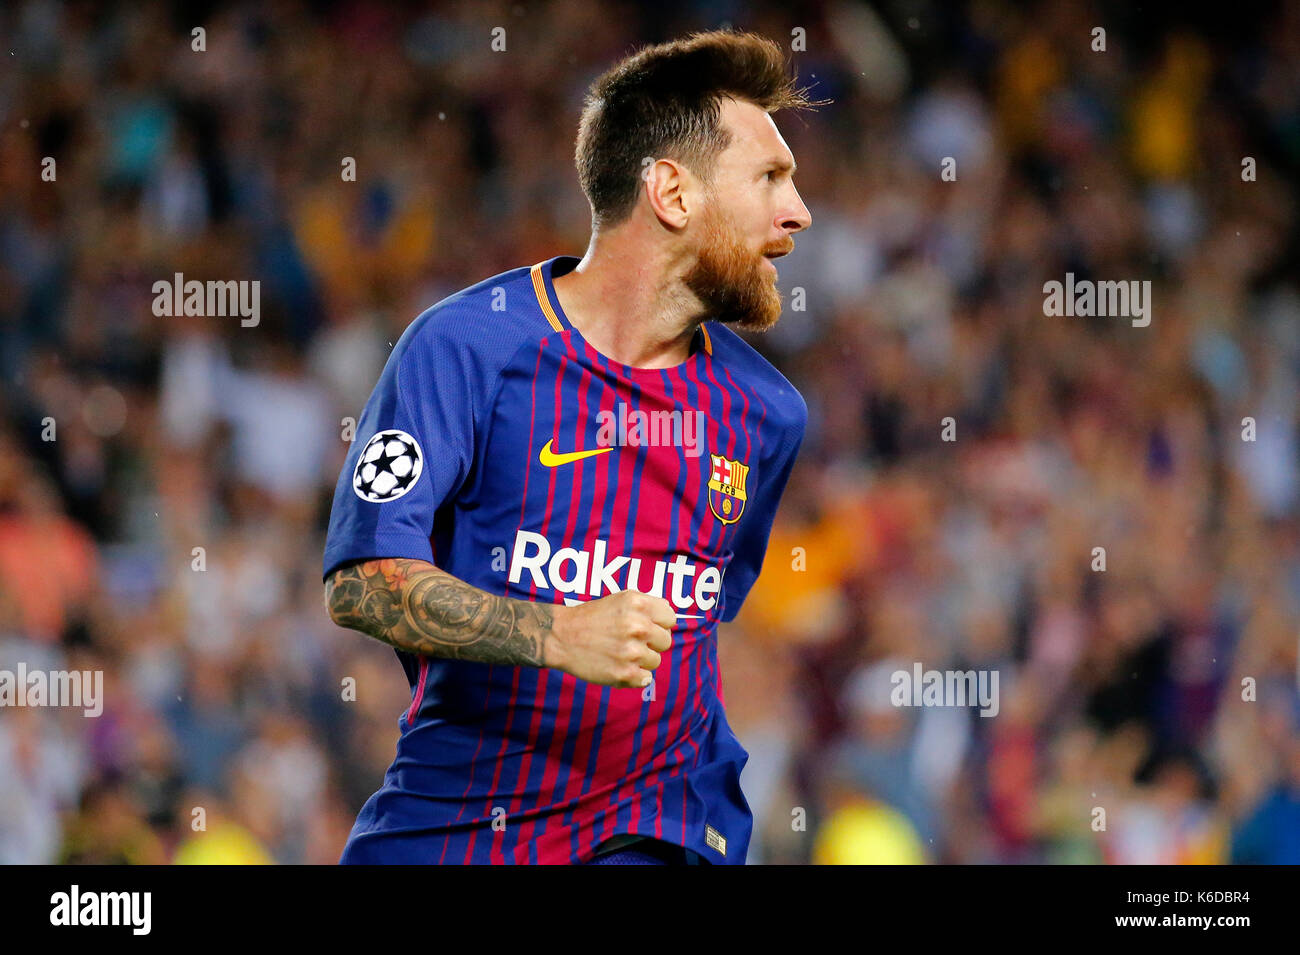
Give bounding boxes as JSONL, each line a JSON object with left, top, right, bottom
{"left": 539, "top": 438, "right": 613, "bottom": 468}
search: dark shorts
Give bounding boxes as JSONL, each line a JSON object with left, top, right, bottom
{"left": 585, "top": 836, "right": 707, "bottom": 865}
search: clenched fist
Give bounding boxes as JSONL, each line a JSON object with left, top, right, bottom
{"left": 546, "top": 591, "right": 675, "bottom": 688}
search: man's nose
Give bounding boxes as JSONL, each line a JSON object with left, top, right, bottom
{"left": 782, "top": 190, "right": 812, "bottom": 233}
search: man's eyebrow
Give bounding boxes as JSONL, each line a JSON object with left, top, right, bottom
{"left": 764, "top": 157, "right": 797, "bottom": 174}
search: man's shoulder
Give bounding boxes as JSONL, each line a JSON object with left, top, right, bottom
{"left": 704, "top": 322, "right": 807, "bottom": 437}
{"left": 392, "top": 261, "right": 555, "bottom": 368}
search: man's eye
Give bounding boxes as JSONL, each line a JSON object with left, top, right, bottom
{"left": 766, "top": 170, "right": 777, "bottom": 181}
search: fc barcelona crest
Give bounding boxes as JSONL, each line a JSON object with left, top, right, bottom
{"left": 708, "top": 454, "right": 749, "bottom": 524}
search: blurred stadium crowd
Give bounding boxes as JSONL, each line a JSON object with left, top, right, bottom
{"left": 1, "top": 0, "right": 1298, "bottom": 864}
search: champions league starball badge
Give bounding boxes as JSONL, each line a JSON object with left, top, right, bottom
{"left": 353, "top": 430, "right": 424, "bottom": 503}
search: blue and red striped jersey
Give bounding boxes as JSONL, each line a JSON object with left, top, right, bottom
{"left": 323, "top": 255, "right": 806, "bottom": 864}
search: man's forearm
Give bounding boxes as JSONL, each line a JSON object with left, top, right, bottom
{"left": 325, "top": 558, "right": 554, "bottom": 667}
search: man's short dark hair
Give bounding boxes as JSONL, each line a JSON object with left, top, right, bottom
{"left": 575, "top": 30, "right": 819, "bottom": 230}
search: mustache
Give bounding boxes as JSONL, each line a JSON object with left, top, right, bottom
{"left": 763, "top": 239, "right": 795, "bottom": 257}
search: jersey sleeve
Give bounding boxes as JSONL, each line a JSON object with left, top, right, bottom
{"left": 718, "top": 394, "right": 807, "bottom": 623}
{"left": 322, "top": 308, "right": 488, "bottom": 580}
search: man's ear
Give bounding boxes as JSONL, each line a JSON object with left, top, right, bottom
{"left": 643, "top": 158, "right": 692, "bottom": 229}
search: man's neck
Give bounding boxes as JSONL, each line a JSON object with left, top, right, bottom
{"left": 551, "top": 237, "right": 703, "bottom": 370}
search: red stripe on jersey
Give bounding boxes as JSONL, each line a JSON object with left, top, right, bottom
{"left": 545, "top": 344, "right": 615, "bottom": 838}
{"left": 578, "top": 351, "right": 643, "bottom": 855}
{"left": 513, "top": 332, "right": 595, "bottom": 854}
{"left": 625, "top": 367, "right": 688, "bottom": 837}
{"left": 694, "top": 350, "right": 747, "bottom": 694}
{"left": 596, "top": 370, "right": 684, "bottom": 848}
{"left": 662, "top": 365, "right": 711, "bottom": 792}
{"left": 405, "top": 656, "right": 429, "bottom": 726}
{"left": 627, "top": 365, "right": 697, "bottom": 823}
{"left": 720, "top": 364, "right": 766, "bottom": 703}
{"left": 450, "top": 341, "right": 546, "bottom": 864}
{"left": 489, "top": 343, "right": 570, "bottom": 861}
{"left": 465, "top": 663, "right": 523, "bottom": 863}
{"left": 438, "top": 672, "right": 496, "bottom": 864}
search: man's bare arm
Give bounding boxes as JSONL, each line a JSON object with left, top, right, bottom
{"left": 325, "top": 558, "right": 555, "bottom": 667}
{"left": 324, "top": 557, "right": 676, "bottom": 687}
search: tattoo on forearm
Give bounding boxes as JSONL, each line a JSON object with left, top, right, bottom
{"left": 325, "top": 559, "right": 553, "bottom": 667}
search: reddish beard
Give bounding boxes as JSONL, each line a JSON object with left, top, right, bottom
{"left": 683, "top": 206, "right": 786, "bottom": 332}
